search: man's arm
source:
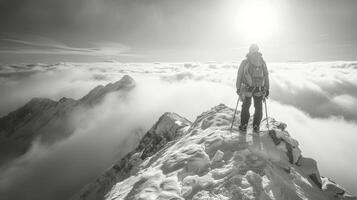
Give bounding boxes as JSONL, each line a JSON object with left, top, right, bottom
{"left": 262, "top": 61, "right": 269, "bottom": 90}
{"left": 236, "top": 60, "right": 246, "bottom": 91}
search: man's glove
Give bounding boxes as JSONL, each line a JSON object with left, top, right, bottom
{"left": 264, "top": 89, "right": 269, "bottom": 98}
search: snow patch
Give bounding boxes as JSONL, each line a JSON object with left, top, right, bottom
{"left": 71, "top": 104, "right": 356, "bottom": 200}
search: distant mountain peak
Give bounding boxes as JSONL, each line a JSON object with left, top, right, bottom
{"left": 70, "top": 104, "right": 356, "bottom": 200}
{"left": 80, "top": 75, "right": 135, "bottom": 105}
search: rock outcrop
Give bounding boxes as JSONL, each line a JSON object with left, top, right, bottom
{"left": 70, "top": 112, "right": 192, "bottom": 200}
{"left": 70, "top": 104, "right": 356, "bottom": 200}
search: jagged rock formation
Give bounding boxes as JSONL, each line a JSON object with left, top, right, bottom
{"left": 0, "top": 75, "right": 135, "bottom": 166}
{"left": 79, "top": 75, "right": 134, "bottom": 106}
{"left": 70, "top": 112, "right": 192, "bottom": 200}
{"left": 70, "top": 104, "right": 356, "bottom": 200}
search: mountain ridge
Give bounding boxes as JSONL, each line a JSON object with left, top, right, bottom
{"left": 70, "top": 104, "right": 356, "bottom": 200}
{"left": 0, "top": 75, "right": 135, "bottom": 166}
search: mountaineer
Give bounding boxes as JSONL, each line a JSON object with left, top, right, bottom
{"left": 236, "top": 44, "right": 270, "bottom": 133}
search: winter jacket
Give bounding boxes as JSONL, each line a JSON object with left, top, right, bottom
{"left": 236, "top": 52, "right": 269, "bottom": 93}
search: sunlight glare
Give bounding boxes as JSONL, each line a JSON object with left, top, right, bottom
{"left": 236, "top": 0, "right": 280, "bottom": 43}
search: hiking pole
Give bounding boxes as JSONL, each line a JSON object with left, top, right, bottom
{"left": 264, "top": 97, "right": 270, "bottom": 130}
{"left": 230, "top": 96, "right": 240, "bottom": 132}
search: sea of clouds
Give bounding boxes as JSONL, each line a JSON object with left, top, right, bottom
{"left": 0, "top": 61, "right": 356, "bottom": 199}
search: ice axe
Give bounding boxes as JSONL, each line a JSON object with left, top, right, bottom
{"left": 264, "top": 97, "right": 270, "bottom": 131}
{"left": 230, "top": 96, "right": 241, "bottom": 132}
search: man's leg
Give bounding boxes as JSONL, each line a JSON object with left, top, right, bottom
{"left": 253, "top": 95, "right": 263, "bottom": 130}
{"left": 240, "top": 96, "right": 252, "bottom": 129}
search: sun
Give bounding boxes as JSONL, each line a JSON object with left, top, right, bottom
{"left": 236, "top": 0, "right": 280, "bottom": 43}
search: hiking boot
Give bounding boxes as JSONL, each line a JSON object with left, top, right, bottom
{"left": 253, "top": 125, "right": 260, "bottom": 133}
{"left": 239, "top": 124, "right": 247, "bottom": 132}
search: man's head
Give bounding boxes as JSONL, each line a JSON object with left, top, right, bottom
{"left": 249, "top": 44, "right": 259, "bottom": 53}
{"left": 247, "top": 44, "right": 263, "bottom": 65}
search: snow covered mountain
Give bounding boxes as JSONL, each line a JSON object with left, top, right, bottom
{"left": 0, "top": 75, "right": 135, "bottom": 166}
{"left": 70, "top": 104, "right": 356, "bottom": 200}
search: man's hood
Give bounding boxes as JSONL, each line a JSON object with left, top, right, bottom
{"left": 247, "top": 52, "right": 264, "bottom": 66}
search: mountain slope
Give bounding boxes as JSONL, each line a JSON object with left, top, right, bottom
{"left": 0, "top": 75, "right": 135, "bottom": 166}
{"left": 70, "top": 104, "right": 356, "bottom": 200}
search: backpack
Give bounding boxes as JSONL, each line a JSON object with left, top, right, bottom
{"left": 243, "top": 54, "right": 265, "bottom": 87}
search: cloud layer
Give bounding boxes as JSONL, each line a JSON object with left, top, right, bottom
{"left": 3, "top": 60, "right": 354, "bottom": 120}
{"left": 0, "top": 61, "right": 356, "bottom": 199}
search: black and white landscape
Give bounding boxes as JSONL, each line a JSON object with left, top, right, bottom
{"left": 1, "top": 0, "right": 357, "bottom": 199}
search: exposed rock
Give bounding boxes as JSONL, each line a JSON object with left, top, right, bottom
{"left": 322, "top": 177, "right": 356, "bottom": 200}
{"left": 69, "top": 112, "right": 191, "bottom": 200}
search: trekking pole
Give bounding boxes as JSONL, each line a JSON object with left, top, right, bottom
{"left": 230, "top": 96, "right": 240, "bottom": 132}
{"left": 264, "top": 97, "right": 270, "bottom": 130}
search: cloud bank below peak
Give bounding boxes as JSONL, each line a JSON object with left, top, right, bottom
{"left": 1, "top": 61, "right": 357, "bottom": 121}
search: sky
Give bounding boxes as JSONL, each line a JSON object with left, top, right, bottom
{"left": 1, "top": 0, "right": 357, "bottom": 63}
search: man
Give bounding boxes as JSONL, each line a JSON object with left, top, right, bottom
{"left": 236, "top": 44, "right": 269, "bottom": 133}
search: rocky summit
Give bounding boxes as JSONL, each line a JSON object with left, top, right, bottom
{"left": 71, "top": 104, "right": 356, "bottom": 200}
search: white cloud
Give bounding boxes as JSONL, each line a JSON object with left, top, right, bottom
{"left": 331, "top": 94, "right": 357, "bottom": 109}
